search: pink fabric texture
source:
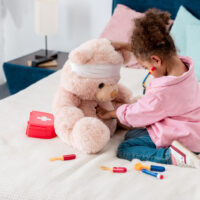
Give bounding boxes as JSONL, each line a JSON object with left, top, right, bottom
{"left": 100, "top": 4, "right": 144, "bottom": 69}
{"left": 117, "top": 56, "right": 200, "bottom": 152}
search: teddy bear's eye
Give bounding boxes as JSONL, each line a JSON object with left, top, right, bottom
{"left": 98, "top": 83, "right": 105, "bottom": 89}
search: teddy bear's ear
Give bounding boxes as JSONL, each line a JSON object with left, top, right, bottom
{"left": 69, "top": 48, "right": 93, "bottom": 65}
{"left": 110, "top": 41, "right": 133, "bottom": 65}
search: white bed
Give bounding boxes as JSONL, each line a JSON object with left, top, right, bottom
{"left": 1, "top": 67, "right": 200, "bottom": 200}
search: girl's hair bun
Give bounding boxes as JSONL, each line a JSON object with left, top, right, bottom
{"left": 132, "top": 8, "right": 176, "bottom": 60}
{"left": 146, "top": 8, "right": 171, "bottom": 27}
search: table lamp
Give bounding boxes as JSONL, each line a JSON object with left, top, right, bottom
{"left": 34, "top": 0, "right": 58, "bottom": 60}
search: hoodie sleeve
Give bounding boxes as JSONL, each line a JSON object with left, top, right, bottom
{"left": 116, "top": 92, "right": 167, "bottom": 127}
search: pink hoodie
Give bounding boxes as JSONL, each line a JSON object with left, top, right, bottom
{"left": 117, "top": 56, "right": 200, "bottom": 152}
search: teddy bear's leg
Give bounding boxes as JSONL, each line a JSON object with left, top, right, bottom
{"left": 103, "top": 119, "right": 117, "bottom": 137}
{"left": 72, "top": 117, "right": 110, "bottom": 154}
{"left": 54, "top": 106, "right": 84, "bottom": 145}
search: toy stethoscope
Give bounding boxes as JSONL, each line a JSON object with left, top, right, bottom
{"left": 142, "top": 66, "right": 156, "bottom": 94}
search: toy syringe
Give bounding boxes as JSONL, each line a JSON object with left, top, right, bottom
{"left": 100, "top": 166, "right": 127, "bottom": 173}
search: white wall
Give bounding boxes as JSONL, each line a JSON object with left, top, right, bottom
{"left": 0, "top": 0, "right": 112, "bottom": 83}
{"left": 0, "top": 0, "right": 5, "bottom": 84}
{"left": 4, "top": 0, "right": 112, "bottom": 60}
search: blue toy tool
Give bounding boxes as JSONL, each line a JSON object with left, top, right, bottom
{"left": 134, "top": 162, "right": 165, "bottom": 172}
{"left": 142, "top": 169, "right": 164, "bottom": 179}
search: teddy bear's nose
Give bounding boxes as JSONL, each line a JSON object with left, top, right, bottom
{"left": 111, "top": 89, "right": 117, "bottom": 98}
{"left": 98, "top": 83, "right": 105, "bottom": 89}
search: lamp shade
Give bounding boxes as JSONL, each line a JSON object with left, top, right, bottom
{"left": 34, "top": 0, "right": 58, "bottom": 36}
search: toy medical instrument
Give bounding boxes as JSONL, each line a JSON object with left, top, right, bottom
{"left": 142, "top": 66, "right": 156, "bottom": 94}
{"left": 49, "top": 154, "right": 76, "bottom": 161}
{"left": 134, "top": 162, "right": 165, "bottom": 172}
{"left": 100, "top": 166, "right": 127, "bottom": 173}
{"left": 141, "top": 169, "right": 164, "bottom": 179}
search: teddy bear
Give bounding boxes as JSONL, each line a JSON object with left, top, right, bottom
{"left": 52, "top": 38, "right": 132, "bottom": 153}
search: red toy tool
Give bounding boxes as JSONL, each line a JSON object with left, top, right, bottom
{"left": 26, "top": 111, "right": 57, "bottom": 139}
{"left": 100, "top": 166, "right": 127, "bottom": 173}
{"left": 49, "top": 154, "right": 76, "bottom": 161}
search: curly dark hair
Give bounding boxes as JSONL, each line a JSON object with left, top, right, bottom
{"left": 131, "top": 8, "right": 176, "bottom": 61}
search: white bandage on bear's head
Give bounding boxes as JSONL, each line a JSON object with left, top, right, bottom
{"left": 70, "top": 62, "right": 122, "bottom": 78}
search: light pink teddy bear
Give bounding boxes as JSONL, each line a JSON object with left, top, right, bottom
{"left": 52, "top": 38, "right": 132, "bottom": 153}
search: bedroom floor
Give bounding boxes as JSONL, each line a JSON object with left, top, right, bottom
{"left": 0, "top": 82, "right": 10, "bottom": 100}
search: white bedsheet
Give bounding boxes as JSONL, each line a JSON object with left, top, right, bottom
{"left": 0, "top": 67, "right": 200, "bottom": 200}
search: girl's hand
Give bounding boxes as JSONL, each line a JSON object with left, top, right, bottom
{"left": 96, "top": 106, "right": 117, "bottom": 120}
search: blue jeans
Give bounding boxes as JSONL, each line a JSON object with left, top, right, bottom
{"left": 117, "top": 128, "right": 172, "bottom": 164}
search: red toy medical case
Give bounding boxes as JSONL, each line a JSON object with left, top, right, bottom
{"left": 26, "top": 111, "right": 57, "bottom": 139}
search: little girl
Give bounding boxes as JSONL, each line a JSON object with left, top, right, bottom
{"left": 97, "top": 8, "right": 200, "bottom": 168}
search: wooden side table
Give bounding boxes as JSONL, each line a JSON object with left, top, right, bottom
{"left": 3, "top": 49, "right": 69, "bottom": 95}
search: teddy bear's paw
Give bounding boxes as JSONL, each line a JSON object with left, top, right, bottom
{"left": 72, "top": 117, "right": 110, "bottom": 154}
{"left": 54, "top": 106, "right": 84, "bottom": 144}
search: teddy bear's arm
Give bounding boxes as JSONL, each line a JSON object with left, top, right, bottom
{"left": 52, "top": 87, "right": 81, "bottom": 114}
{"left": 112, "top": 84, "right": 141, "bottom": 110}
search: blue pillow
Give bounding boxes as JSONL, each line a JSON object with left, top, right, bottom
{"left": 186, "top": 25, "right": 200, "bottom": 81}
{"left": 170, "top": 6, "right": 200, "bottom": 81}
